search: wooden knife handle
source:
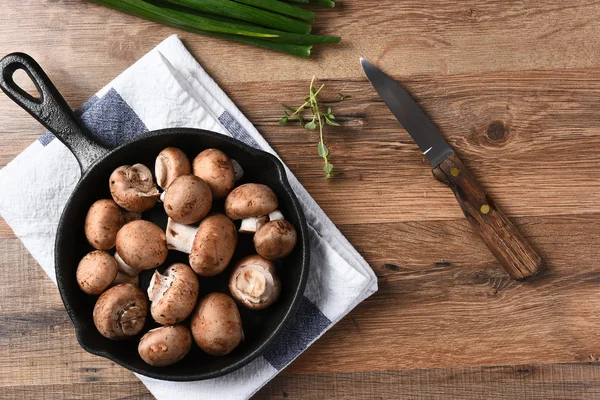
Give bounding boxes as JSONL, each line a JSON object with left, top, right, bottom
{"left": 432, "top": 153, "right": 541, "bottom": 280}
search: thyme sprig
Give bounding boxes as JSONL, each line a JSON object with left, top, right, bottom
{"left": 280, "top": 77, "right": 343, "bottom": 178}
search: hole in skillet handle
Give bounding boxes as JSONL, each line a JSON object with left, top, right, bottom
{"left": 4, "top": 65, "right": 42, "bottom": 103}
{"left": 0, "top": 52, "right": 108, "bottom": 172}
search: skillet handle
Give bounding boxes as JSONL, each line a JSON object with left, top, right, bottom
{"left": 0, "top": 52, "right": 108, "bottom": 172}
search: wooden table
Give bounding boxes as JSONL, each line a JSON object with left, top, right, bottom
{"left": 2, "top": 0, "right": 600, "bottom": 398}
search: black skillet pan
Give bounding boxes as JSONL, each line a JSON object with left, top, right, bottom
{"left": 0, "top": 53, "right": 309, "bottom": 381}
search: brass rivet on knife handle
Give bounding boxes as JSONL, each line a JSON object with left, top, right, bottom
{"left": 432, "top": 153, "right": 542, "bottom": 280}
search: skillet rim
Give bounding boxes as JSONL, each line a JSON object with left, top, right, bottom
{"left": 55, "top": 128, "right": 310, "bottom": 381}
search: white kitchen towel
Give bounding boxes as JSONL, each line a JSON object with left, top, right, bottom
{"left": 0, "top": 35, "right": 377, "bottom": 400}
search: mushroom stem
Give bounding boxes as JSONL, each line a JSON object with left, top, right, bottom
{"left": 166, "top": 218, "right": 198, "bottom": 254}
{"left": 239, "top": 211, "right": 283, "bottom": 233}
{"left": 239, "top": 215, "right": 269, "bottom": 234}
{"left": 232, "top": 159, "right": 244, "bottom": 182}
{"left": 229, "top": 255, "right": 281, "bottom": 310}
{"left": 268, "top": 210, "right": 284, "bottom": 221}
{"left": 114, "top": 252, "right": 141, "bottom": 277}
{"left": 118, "top": 304, "right": 147, "bottom": 335}
{"left": 147, "top": 270, "right": 172, "bottom": 302}
{"left": 234, "top": 264, "right": 275, "bottom": 304}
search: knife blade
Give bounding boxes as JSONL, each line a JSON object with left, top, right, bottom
{"left": 360, "top": 58, "right": 454, "bottom": 167}
{"left": 361, "top": 58, "right": 542, "bottom": 280}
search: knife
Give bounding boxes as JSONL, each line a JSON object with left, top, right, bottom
{"left": 361, "top": 58, "right": 541, "bottom": 280}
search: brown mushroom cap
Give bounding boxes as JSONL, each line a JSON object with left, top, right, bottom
{"left": 191, "top": 293, "right": 242, "bottom": 356}
{"left": 155, "top": 147, "right": 191, "bottom": 190}
{"left": 193, "top": 149, "right": 235, "bottom": 199}
{"left": 93, "top": 284, "right": 148, "bottom": 339}
{"left": 148, "top": 263, "right": 199, "bottom": 325}
{"left": 116, "top": 220, "right": 168, "bottom": 271}
{"left": 138, "top": 325, "right": 192, "bottom": 367}
{"left": 229, "top": 255, "right": 281, "bottom": 310}
{"left": 76, "top": 250, "right": 118, "bottom": 295}
{"left": 163, "top": 175, "right": 212, "bottom": 224}
{"left": 224, "top": 183, "right": 279, "bottom": 220}
{"left": 189, "top": 214, "right": 237, "bottom": 276}
{"left": 84, "top": 199, "right": 140, "bottom": 250}
{"left": 254, "top": 220, "right": 298, "bottom": 260}
{"left": 109, "top": 164, "right": 160, "bottom": 212}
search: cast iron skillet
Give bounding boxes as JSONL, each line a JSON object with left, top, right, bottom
{"left": 0, "top": 53, "right": 310, "bottom": 381}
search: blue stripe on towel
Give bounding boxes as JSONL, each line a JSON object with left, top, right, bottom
{"left": 219, "top": 111, "right": 261, "bottom": 150}
{"left": 262, "top": 296, "right": 332, "bottom": 370}
{"left": 81, "top": 88, "right": 148, "bottom": 147}
{"left": 37, "top": 89, "right": 148, "bottom": 148}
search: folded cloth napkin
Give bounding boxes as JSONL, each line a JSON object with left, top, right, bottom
{"left": 0, "top": 35, "right": 377, "bottom": 399}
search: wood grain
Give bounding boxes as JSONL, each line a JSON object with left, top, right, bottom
{"left": 284, "top": 214, "right": 600, "bottom": 374}
{"left": 1, "top": 0, "right": 600, "bottom": 399}
{"left": 256, "top": 364, "right": 600, "bottom": 400}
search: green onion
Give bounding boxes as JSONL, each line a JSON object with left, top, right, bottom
{"left": 91, "top": 0, "right": 277, "bottom": 38}
{"left": 201, "top": 32, "right": 312, "bottom": 57}
{"left": 232, "top": 0, "right": 315, "bottom": 21}
{"left": 308, "top": 0, "right": 335, "bottom": 7}
{"left": 90, "top": 0, "right": 314, "bottom": 56}
{"left": 96, "top": 0, "right": 339, "bottom": 45}
{"left": 164, "top": 0, "right": 312, "bottom": 34}
{"left": 284, "top": 0, "right": 309, "bottom": 3}
{"left": 90, "top": 0, "right": 340, "bottom": 57}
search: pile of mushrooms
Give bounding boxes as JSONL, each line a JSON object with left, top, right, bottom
{"left": 75, "top": 146, "right": 298, "bottom": 368}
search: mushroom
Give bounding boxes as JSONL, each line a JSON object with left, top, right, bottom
{"left": 188, "top": 213, "right": 237, "bottom": 277}
{"left": 148, "top": 263, "right": 199, "bottom": 325}
{"left": 193, "top": 148, "right": 236, "bottom": 199}
{"left": 84, "top": 199, "right": 140, "bottom": 250}
{"left": 224, "top": 183, "right": 278, "bottom": 221}
{"left": 162, "top": 175, "right": 212, "bottom": 224}
{"left": 229, "top": 255, "right": 281, "bottom": 310}
{"left": 116, "top": 220, "right": 168, "bottom": 271}
{"left": 155, "top": 147, "right": 191, "bottom": 190}
{"left": 191, "top": 293, "right": 243, "bottom": 356}
{"left": 76, "top": 250, "right": 118, "bottom": 295}
{"left": 254, "top": 220, "right": 298, "bottom": 260}
{"left": 138, "top": 325, "right": 192, "bottom": 367}
{"left": 93, "top": 283, "right": 148, "bottom": 339}
{"left": 166, "top": 215, "right": 237, "bottom": 277}
{"left": 109, "top": 164, "right": 160, "bottom": 212}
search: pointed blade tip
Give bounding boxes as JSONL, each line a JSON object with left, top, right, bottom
{"left": 360, "top": 57, "right": 373, "bottom": 77}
